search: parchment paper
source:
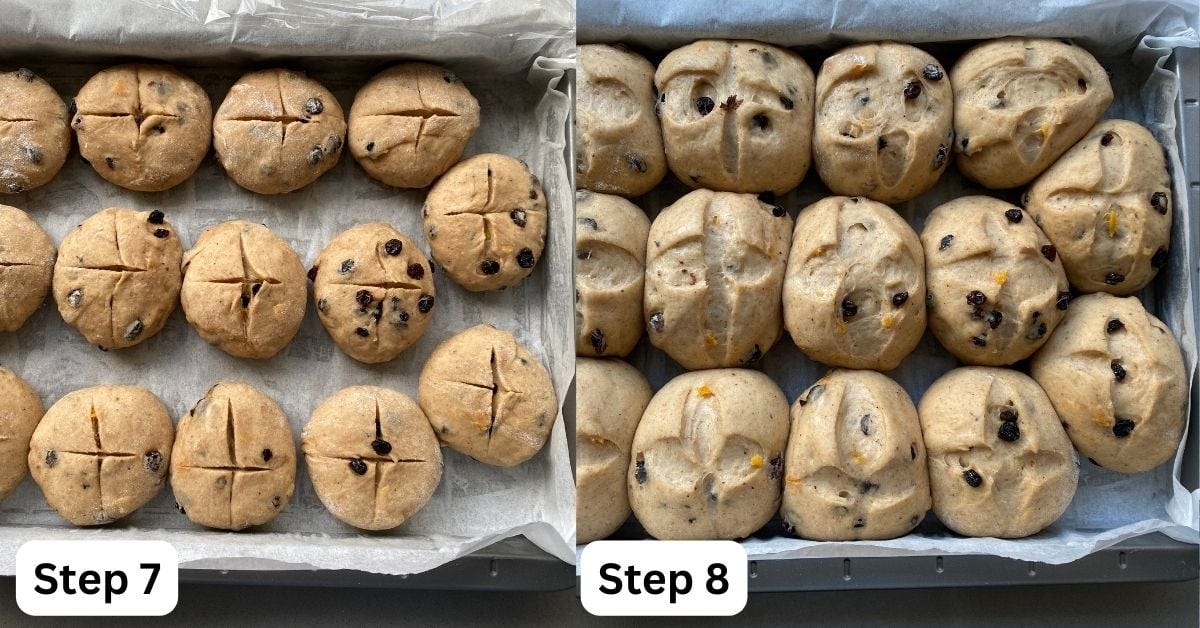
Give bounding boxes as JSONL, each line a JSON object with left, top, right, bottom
{"left": 580, "top": 0, "right": 1199, "bottom": 564}
{"left": 0, "top": 0, "right": 576, "bottom": 576}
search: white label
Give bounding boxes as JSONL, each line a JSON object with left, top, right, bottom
{"left": 580, "top": 540, "right": 747, "bottom": 616}
{"left": 15, "top": 540, "right": 178, "bottom": 616}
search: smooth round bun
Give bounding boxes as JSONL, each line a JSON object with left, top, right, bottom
{"left": 28, "top": 385, "right": 173, "bottom": 526}
{"left": 348, "top": 63, "right": 480, "bottom": 189}
{"left": 419, "top": 325, "right": 557, "bottom": 467}
{"left": 72, "top": 64, "right": 211, "bottom": 191}
{"left": 301, "top": 385, "right": 442, "bottom": 531}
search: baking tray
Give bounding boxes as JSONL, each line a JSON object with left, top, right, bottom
{"left": 573, "top": 36, "right": 1199, "bottom": 591}
{"left": 0, "top": 3, "right": 577, "bottom": 591}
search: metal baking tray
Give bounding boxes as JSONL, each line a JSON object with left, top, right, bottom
{"left": 0, "top": 44, "right": 578, "bottom": 597}
{"left": 573, "top": 43, "right": 1198, "bottom": 592}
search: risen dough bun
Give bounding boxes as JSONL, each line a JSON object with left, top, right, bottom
{"left": 921, "top": 196, "right": 1068, "bottom": 365}
{"left": 781, "top": 370, "right": 930, "bottom": 541}
{"left": 813, "top": 42, "right": 954, "bottom": 203}
{"left": 576, "top": 358, "right": 651, "bottom": 543}
{"left": 919, "top": 367, "right": 1077, "bottom": 538}
{"left": 28, "top": 385, "right": 173, "bottom": 526}
{"left": 72, "top": 64, "right": 211, "bottom": 192}
{"left": 1031, "top": 293, "right": 1186, "bottom": 473}
{"left": 181, "top": 220, "right": 307, "bottom": 359}
{"left": 0, "top": 204, "right": 55, "bottom": 332}
{"left": 644, "top": 189, "right": 792, "bottom": 369}
{"left": 575, "top": 191, "right": 649, "bottom": 357}
{"left": 655, "top": 40, "right": 815, "bottom": 195}
{"left": 628, "top": 369, "right": 789, "bottom": 540}
{"left": 576, "top": 45, "right": 666, "bottom": 197}
{"left": 0, "top": 67, "right": 70, "bottom": 194}
{"left": 1025, "top": 120, "right": 1171, "bottom": 295}
{"left": 348, "top": 63, "right": 480, "bottom": 189}
{"left": 783, "top": 196, "right": 925, "bottom": 370}
{"left": 951, "top": 37, "right": 1113, "bottom": 189}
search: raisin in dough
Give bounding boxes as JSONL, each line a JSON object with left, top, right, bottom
{"left": 813, "top": 43, "right": 953, "bottom": 204}
{"left": 576, "top": 45, "right": 666, "bottom": 197}
{"left": 576, "top": 358, "right": 652, "bottom": 543}
{"left": 781, "top": 370, "right": 930, "bottom": 541}
{"left": 0, "top": 68, "right": 70, "bottom": 194}
{"left": 302, "top": 386, "right": 442, "bottom": 531}
{"left": 72, "top": 64, "right": 211, "bottom": 192}
{"left": 0, "top": 367, "right": 43, "bottom": 502}
{"left": 27, "top": 385, "right": 173, "bottom": 526}
{"left": 418, "top": 324, "right": 557, "bottom": 467}
{"left": 423, "top": 153, "right": 547, "bottom": 292}
{"left": 312, "top": 223, "right": 435, "bottom": 364}
{"left": 922, "top": 196, "right": 1068, "bottom": 365}
{"left": 0, "top": 204, "right": 54, "bottom": 332}
{"left": 214, "top": 69, "right": 345, "bottom": 194}
{"left": 919, "top": 367, "right": 1077, "bottom": 538}
{"left": 628, "top": 369, "right": 789, "bottom": 540}
{"left": 53, "top": 207, "right": 183, "bottom": 350}
{"left": 783, "top": 196, "right": 925, "bottom": 370}
{"left": 1031, "top": 294, "right": 1187, "bottom": 473}
{"left": 655, "top": 40, "right": 815, "bottom": 195}
{"left": 348, "top": 63, "right": 480, "bottom": 189}
{"left": 576, "top": 191, "right": 649, "bottom": 357}
{"left": 171, "top": 381, "right": 296, "bottom": 530}
{"left": 952, "top": 38, "right": 1113, "bottom": 189}
{"left": 182, "top": 221, "right": 306, "bottom": 359}
{"left": 1025, "top": 120, "right": 1172, "bottom": 295}
{"left": 645, "top": 189, "right": 791, "bottom": 369}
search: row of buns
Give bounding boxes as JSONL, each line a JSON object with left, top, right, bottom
{"left": 576, "top": 38, "right": 1117, "bottom": 200}
{"left": 1, "top": 62, "right": 479, "bottom": 196}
